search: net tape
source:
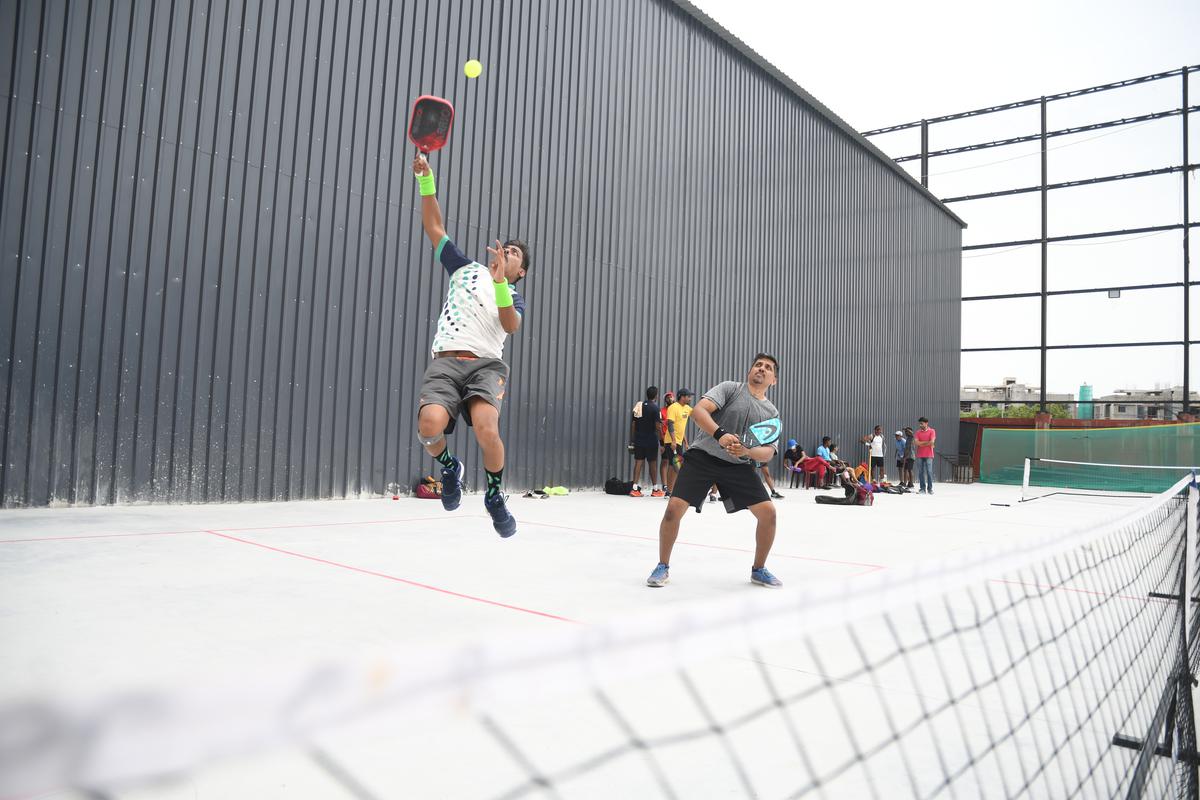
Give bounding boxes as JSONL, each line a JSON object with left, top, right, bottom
{"left": 3, "top": 475, "right": 1198, "bottom": 798}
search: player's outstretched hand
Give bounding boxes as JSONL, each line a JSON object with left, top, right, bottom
{"left": 412, "top": 152, "right": 430, "bottom": 176}
{"left": 486, "top": 239, "right": 509, "bottom": 284}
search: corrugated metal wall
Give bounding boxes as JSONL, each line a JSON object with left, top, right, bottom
{"left": 0, "top": 0, "right": 962, "bottom": 507}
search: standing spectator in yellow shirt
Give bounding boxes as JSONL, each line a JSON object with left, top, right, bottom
{"left": 662, "top": 390, "right": 693, "bottom": 496}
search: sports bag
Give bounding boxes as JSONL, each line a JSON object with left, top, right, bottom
{"left": 605, "top": 477, "right": 634, "bottom": 495}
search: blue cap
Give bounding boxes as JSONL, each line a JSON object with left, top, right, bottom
{"left": 787, "top": 438, "right": 797, "bottom": 448}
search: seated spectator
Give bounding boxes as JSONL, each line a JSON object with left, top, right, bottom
{"left": 783, "top": 439, "right": 805, "bottom": 489}
{"left": 798, "top": 455, "right": 831, "bottom": 489}
{"left": 826, "top": 443, "right": 849, "bottom": 486}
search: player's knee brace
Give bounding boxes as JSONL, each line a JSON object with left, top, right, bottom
{"left": 417, "top": 431, "right": 444, "bottom": 448}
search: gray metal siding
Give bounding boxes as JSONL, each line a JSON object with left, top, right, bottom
{"left": 1, "top": 0, "right": 961, "bottom": 507}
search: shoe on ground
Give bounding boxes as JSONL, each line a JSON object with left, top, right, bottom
{"left": 918, "top": 489, "right": 926, "bottom": 494}
{"left": 440, "top": 457, "right": 464, "bottom": 511}
{"left": 770, "top": 490, "right": 784, "bottom": 499}
{"left": 651, "top": 488, "right": 665, "bottom": 498}
{"left": 630, "top": 487, "right": 644, "bottom": 497}
{"left": 484, "top": 493, "right": 517, "bottom": 538}
{"left": 751, "top": 566, "right": 782, "bottom": 587}
{"left": 647, "top": 563, "right": 670, "bottom": 587}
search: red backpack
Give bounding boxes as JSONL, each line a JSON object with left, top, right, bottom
{"left": 414, "top": 476, "right": 442, "bottom": 499}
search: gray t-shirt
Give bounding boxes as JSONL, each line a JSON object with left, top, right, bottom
{"left": 692, "top": 381, "right": 782, "bottom": 464}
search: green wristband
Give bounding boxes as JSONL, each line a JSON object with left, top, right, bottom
{"left": 494, "top": 281, "right": 513, "bottom": 308}
{"left": 417, "top": 171, "right": 436, "bottom": 196}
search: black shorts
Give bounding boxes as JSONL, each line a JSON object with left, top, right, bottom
{"left": 661, "top": 442, "right": 675, "bottom": 461}
{"left": 903, "top": 457, "right": 915, "bottom": 468}
{"left": 870, "top": 456, "right": 884, "bottom": 469}
{"left": 673, "top": 449, "right": 771, "bottom": 514}
{"left": 632, "top": 443, "right": 658, "bottom": 461}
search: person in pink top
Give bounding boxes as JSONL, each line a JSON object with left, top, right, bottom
{"left": 913, "top": 417, "right": 937, "bottom": 494}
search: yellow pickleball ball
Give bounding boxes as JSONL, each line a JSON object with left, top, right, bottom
{"left": 464, "top": 59, "right": 482, "bottom": 79}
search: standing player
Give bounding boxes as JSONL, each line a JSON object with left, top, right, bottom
{"left": 646, "top": 355, "right": 784, "bottom": 588}
{"left": 411, "top": 153, "right": 531, "bottom": 537}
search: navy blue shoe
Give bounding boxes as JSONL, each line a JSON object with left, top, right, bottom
{"left": 440, "top": 457, "right": 464, "bottom": 511}
{"left": 484, "top": 493, "right": 517, "bottom": 538}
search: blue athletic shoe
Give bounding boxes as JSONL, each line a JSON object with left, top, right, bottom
{"left": 646, "top": 563, "right": 670, "bottom": 587}
{"left": 440, "top": 457, "right": 464, "bottom": 511}
{"left": 751, "top": 566, "right": 782, "bottom": 587}
{"left": 484, "top": 493, "right": 517, "bottom": 538}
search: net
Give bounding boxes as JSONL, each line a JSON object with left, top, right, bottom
{"left": 5, "top": 479, "right": 1200, "bottom": 799}
{"left": 979, "top": 423, "right": 1200, "bottom": 486}
{"left": 1021, "top": 457, "right": 1200, "bottom": 501}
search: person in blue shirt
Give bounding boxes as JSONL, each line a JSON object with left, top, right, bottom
{"left": 894, "top": 430, "right": 910, "bottom": 488}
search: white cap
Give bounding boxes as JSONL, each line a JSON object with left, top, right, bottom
{"left": 894, "top": 430, "right": 903, "bottom": 435}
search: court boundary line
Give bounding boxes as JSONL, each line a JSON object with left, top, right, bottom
{"left": 202, "top": 529, "right": 578, "bottom": 624}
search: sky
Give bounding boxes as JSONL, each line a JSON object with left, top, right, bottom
{"left": 691, "top": 0, "right": 1200, "bottom": 398}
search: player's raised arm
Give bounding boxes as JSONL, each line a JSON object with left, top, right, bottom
{"left": 412, "top": 152, "right": 446, "bottom": 247}
{"left": 487, "top": 240, "right": 522, "bottom": 334}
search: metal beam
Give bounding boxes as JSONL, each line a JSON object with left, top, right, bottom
{"left": 963, "top": 221, "right": 1200, "bottom": 251}
{"left": 964, "top": 282, "right": 1189, "bottom": 303}
{"left": 892, "top": 106, "right": 1200, "bottom": 163}
{"left": 940, "top": 165, "right": 1197, "bottom": 204}
{"left": 862, "top": 65, "right": 1200, "bottom": 135}
{"left": 963, "top": 340, "right": 1197, "bottom": 353}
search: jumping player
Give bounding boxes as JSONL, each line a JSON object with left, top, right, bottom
{"left": 411, "top": 153, "right": 531, "bottom": 537}
{"left": 646, "top": 354, "right": 784, "bottom": 588}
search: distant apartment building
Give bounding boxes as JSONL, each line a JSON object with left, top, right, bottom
{"left": 1095, "top": 387, "right": 1200, "bottom": 420}
{"left": 960, "top": 377, "right": 1075, "bottom": 415}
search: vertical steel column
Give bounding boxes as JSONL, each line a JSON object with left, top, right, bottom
{"left": 1040, "top": 97, "right": 1049, "bottom": 411}
{"left": 920, "top": 120, "right": 929, "bottom": 187}
{"left": 1185, "top": 69, "right": 1192, "bottom": 415}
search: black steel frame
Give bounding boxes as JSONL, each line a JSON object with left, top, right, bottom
{"left": 864, "top": 66, "right": 1200, "bottom": 412}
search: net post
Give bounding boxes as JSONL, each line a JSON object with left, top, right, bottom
{"left": 1021, "top": 458, "right": 1032, "bottom": 502}
{"left": 1188, "top": 477, "right": 1197, "bottom": 640}
{"left": 1175, "top": 477, "right": 1199, "bottom": 799}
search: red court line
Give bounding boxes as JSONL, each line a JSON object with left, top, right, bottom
{"left": 522, "top": 520, "right": 887, "bottom": 572}
{"left": 203, "top": 529, "right": 578, "bottom": 624}
{"left": 0, "top": 515, "right": 458, "bottom": 544}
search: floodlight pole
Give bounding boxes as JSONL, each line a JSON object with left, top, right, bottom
{"left": 920, "top": 120, "right": 929, "bottom": 187}
{"left": 1184, "top": 70, "right": 1192, "bottom": 415}
{"left": 1040, "top": 97, "right": 1048, "bottom": 412}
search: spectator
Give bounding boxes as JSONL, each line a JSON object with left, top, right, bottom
{"left": 893, "top": 430, "right": 909, "bottom": 488}
{"left": 760, "top": 462, "right": 784, "bottom": 499}
{"left": 659, "top": 391, "right": 677, "bottom": 495}
{"left": 914, "top": 417, "right": 937, "bottom": 494}
{"left": 783, "top": 439, "right": 805, "bottom": 488}
{"left": 864, "top": 425, "right": 886, "bottom": 482}
{"left": 827, "top": 442, "right": 848, "bottom": 484}
{"left": 901, "top": 426, "right": 915, "bottom": 488}
{"left": 629, "top": 386, "right": 663, "bottom": 497}
{"left": 665, "top": 389, "right": 694, "bottom": 497}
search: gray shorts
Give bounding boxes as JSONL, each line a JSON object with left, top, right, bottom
{"left": 418, "top": 356, "right": 510, "bottom": 435}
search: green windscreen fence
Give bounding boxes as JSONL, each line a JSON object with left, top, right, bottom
{"left": 979, "top": 424, "right": 1200, "bottom": 489}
